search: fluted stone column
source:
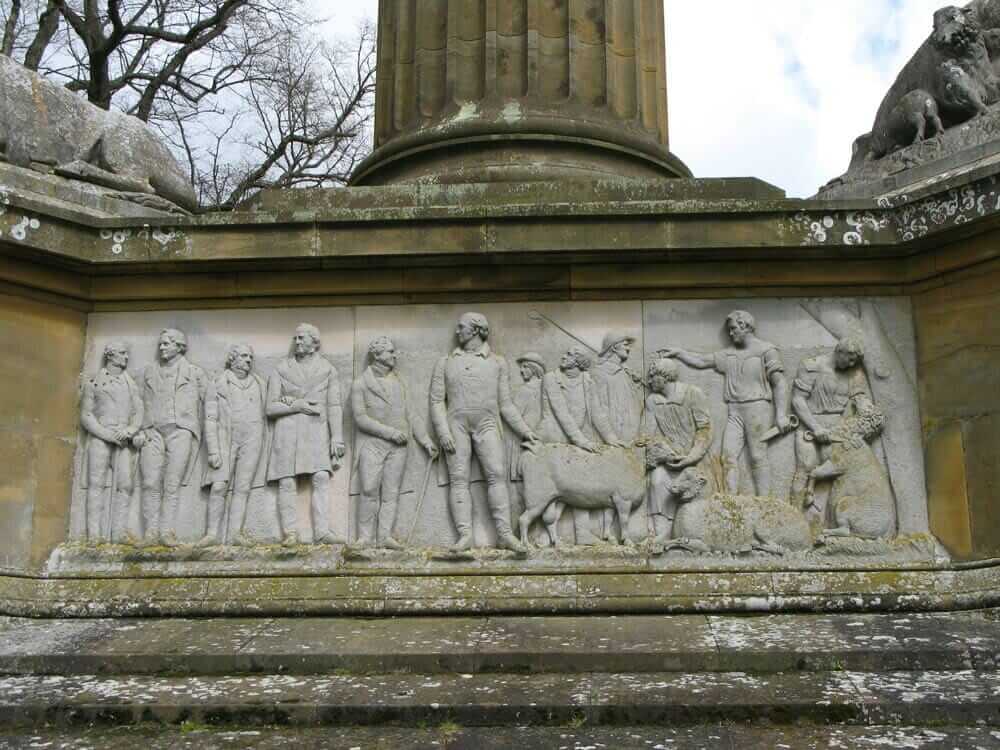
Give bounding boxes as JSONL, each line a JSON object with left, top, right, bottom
{"left": 351, "top": 0, "right": 690, "bottom": 185}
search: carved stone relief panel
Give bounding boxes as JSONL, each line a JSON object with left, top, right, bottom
{"left": 62, "top": 297, "right": 932, "bottom": 569}
{"left": 72, "top": 308, "right": 355, "bottom": 547}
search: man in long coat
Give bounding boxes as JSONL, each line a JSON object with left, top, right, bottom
{"left": 266, "top": 324, "right": 345, "bottom": 545}
{"left": 201, "top": 343, "right": 269, "bottom": 546}
{"left": 592, "top": 331, "right": 643, "bottom": 444}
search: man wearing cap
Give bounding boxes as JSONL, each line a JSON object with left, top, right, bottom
{"left": 508, "top": 352, "right": 546, "bottom": 524}
{"left": 592, "top": 331, "right": 643, "bottom": 444}
{"left": 661, "top": 310, "right": 791, "bottom": 497}
{"left": 429, "top": 313, "right": 540, "bottom": 554}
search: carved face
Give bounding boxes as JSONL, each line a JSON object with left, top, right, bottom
{"left": 374, "top": 342, "right": 397, "bottom": 370}
{"left": 230, "top": 346, "right": 254, "bottom": 375}
{"left": 293, "top": 327, "right": 318, "bottom": 356}
{"left": 605, "top": 340, "right": 629, "bottom": 362}
{"left": 649, "top": 373, "right": 669, "bottom": 394}
{"left": 455, "top": 318, "right": 478, "bottom": 345}
{"left": 834, "top": 349, "right": 860, "bottom": 371}
{"left": 519, "top": 363, "right": 535, "bottom": 382}
{"left": 106, "top": 347, "right": 129, "bottom": 370}
{"left": 158, "top": 334, "right": 182, "bottom": 363}
{"left": 559, "top": 351, "right": 577, "bottom": 371}
{"left": 727, "top": 319, "right": 752, "bottom": 346}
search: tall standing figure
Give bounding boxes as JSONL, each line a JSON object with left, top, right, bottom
{"left": 134, "top": 329, "right": 206, "bottom": 546}
{"left": 430, "top": 313, "right": 539, "bottom": 554}
{"left": 662, "top": 311, "right": 791, "bottom": 497}
{"left": 266, "top": 324, "right": 345, "bottom": 546}
{"left": 201, "top": 344, "right": 269, "bottom": 546}
{"left": 508, "top": 353, "right": 546, "bottom": 526}
{"left": 351, "top": 336, "right": 438, "bottom": 550}
{"left": 79, "top": 341, "right": 142, "bottom": 543}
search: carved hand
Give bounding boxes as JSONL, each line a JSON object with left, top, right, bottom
{"left": 578, "top": 440, "right": 599, "bottom": 454}
{"left": 812, "top": 429, "right": 832, "bottom": 445}
{"left": 112, "top": 429, "right": 130, "bottom": 447}
{"left": 523, "top": 430, "right": 540, "bottom": 445}
{"left": 208, "top": 453, "right": 222, "bottom": 470}
{"left": 440, "top": 435, "right": 457, "bottom": 454}
{"left": 294, "top": 399, "right": 321, "bottom": 416}
{"left": 389, "top": 430, "right": 409, "bottom": 446}
{"left": 332, "top": 442, "right": 346, "bottom": 459}
{"left": 131, "top": 431, "right": 148, "bottom": 449}
{"left": 422, "top": 441, "right": 440, "bottom": 459}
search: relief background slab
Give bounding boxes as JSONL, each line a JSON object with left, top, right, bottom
{"left": 69, "top": 296, "right": 930, "bottom": 567}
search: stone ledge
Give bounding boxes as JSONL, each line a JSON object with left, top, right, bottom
{"left": 0, "top": 670, "right": 995, "bottom": 729}
{"left": 0, "top": 564, "right": 996, "bottom": 617}
{"left": 0, "top": 610, "right": 995, "bottom": 677}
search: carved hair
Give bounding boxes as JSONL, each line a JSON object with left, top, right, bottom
{"left": 459, "top": 312, "right": 490, "bottom": 340}
{"left": 836, "top": 402, "right": 887, "bottom": 447}
{"left": 102, "top": 340, "right": 129, "bottom": 362}
{"left": 520, "top": 360, "right": 545, "bottom": 380}
{"left": 648, "top": 358, "right": 679, "bottom": 382}
{"left": 726, "top": 310, "right": 756, "bottom": 333}
{"left": 368, "top": 336, "right": 395, "bottom": 359}
{"left": 159, "top": 328, "right": 188, "bottom": 354}
{"left": 835, "top": 336, "right": 865, "bottom": 361}
{"left": 225, "top": 343, "right": 254, "bottom": 369}
{"left": 295, "top": 323, "right": 321, "bottom": 349}
{"left": 564, "top": 346, "right": 593, "bottom": 372}
{"left": 673, "top": 466, "right": 708, "bottom": 502}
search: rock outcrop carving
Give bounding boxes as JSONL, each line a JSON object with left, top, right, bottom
{"left": 0, "top": 56, "right": 197, "bottom": 212}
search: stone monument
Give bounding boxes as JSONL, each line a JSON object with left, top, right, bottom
{"left": 0, "top": 0, "right": 996, "bottom": 621}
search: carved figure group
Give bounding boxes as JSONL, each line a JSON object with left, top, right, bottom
{"left": 76, "top": 307, "right": 901, "bottom": 557}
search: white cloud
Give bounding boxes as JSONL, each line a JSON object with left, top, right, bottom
{"left": 667, "top": 0, "right": 944, "bottom": 196}
{"left": 319, "top": 1, "right": 945, "bottom": 197}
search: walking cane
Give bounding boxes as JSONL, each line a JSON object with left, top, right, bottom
{"left": 405, "top": 454, "right": 438, "bottom": 546}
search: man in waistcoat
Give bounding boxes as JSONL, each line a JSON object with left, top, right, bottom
{"left": 201, "top": 343, "right": 268, "bottom": 546}
{"left": 429, "top": 313, "right": 540, "bottom": 554}
{"left": 80, "top": 341, "right": 142, "bottom": 543}
{"left": 350, "top": 336, "right": 437, "bottom": 549}
{"left": 133, "top": 328, "right": 206, "bottom": 546}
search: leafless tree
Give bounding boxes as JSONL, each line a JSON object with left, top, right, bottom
{"left": 1, "top": 2, "right": 376, "bottom": 210}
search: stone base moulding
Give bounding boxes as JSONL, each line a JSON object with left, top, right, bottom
{"left": 0, "top": 563, "right": 998, "bottom": 618}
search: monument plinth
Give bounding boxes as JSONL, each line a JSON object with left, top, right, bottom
{"left": 351, "top": 0, "right": 691, "bottom": 185}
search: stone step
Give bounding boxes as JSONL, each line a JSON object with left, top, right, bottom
{"left": 0, "top": 610, "right": 997, "bottom": 677}
{"left": 0, "top": 670, "right": 997, "bottom": 729}
{"left": 2, "top": 724, "right": 997, "bottom": 750}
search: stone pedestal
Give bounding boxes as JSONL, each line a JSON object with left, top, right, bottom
{"left": 352, "top": 0, "right": 690, "bottom": 185}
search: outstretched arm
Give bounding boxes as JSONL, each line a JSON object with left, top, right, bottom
{"left": 659, "top": 348, "right": 715, "bottom": 370}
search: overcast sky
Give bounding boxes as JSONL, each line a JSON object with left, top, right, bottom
{"left": 323, "top": 1, "right": 942, "bottom": 197}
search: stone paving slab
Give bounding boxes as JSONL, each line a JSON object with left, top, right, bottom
{"left": 0, "top": 610, "right": 998, "bottom": 677}
{"left": 0, "top": 671, "right": 995, "bottom": 729}
{"left": 0, "top": 725, "right": 998, "bottom": 749}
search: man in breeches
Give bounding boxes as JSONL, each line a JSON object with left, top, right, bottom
{"left": 430, "top": 313, "right": 540, "bottom": 554}
{"left": 201, "top": 343, "right": 268, "bottom": 545}
{"left": 80, "top": 341, "right": 142, "bottom": 543}
{"left": 351, "top": 336, "right": 437, "bottom": 549}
